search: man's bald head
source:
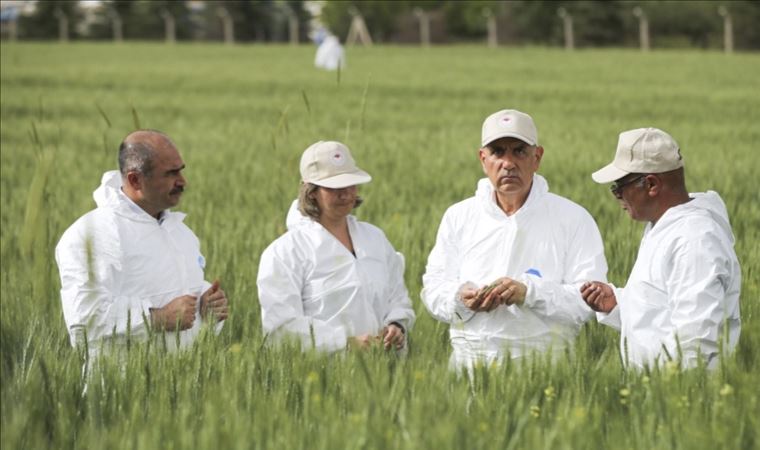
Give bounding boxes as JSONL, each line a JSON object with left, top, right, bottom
{"left": 118, "top": 130, "right": 176, "bottom": 177}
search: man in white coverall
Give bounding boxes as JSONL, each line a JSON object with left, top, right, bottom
{"left": 581, "top": 128, "right": 741, "bottom": 370}
{"left": 56, "top": 130, "right": 228, "bottom": 358}
{"left": 421, "top": 109, "right": 608, "bottom": 370}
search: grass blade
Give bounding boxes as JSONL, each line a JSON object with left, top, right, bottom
{"left": 131, "top": 105, "right": 141, "bottom": 130}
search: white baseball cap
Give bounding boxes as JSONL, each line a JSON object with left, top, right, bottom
{"left": 299, "top": 141, "right": 372, "bottom": 188}
{"left": 481, "top": 109, "right": 538, "bottom": 147}
{"left": 592, "top": 128, "right": 683, "bottom": 183}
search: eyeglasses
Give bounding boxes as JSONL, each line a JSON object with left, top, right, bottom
{"left": 610, "top": 174, "right": 646, "bottom": 199}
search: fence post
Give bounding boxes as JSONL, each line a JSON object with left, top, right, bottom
{"left": 557, "top": 8, "right": 574, "bottom": 50}
{"left": 281, "top": 3, "right": 298, "bottom": 45}
{"left": 718, "top": 6, "right": 733, "bottom": 54}
{"left": 346, "top": 8, "right": 373, "bottom": 46}
{"left": 483, "top": 9, "right": 497, "bottom": 48}
{"left": 413, "top": 8, "right": 430, "bottom": 48}
{"left": 110, "top": 11, "right": 123, "bottom": 42}
{"left": 632, "top": 7, "right": 650, "bottom": 52}
{"left": 54, "top": 8, "right": 68, "bottom": 43}
{"left": 217, "top": 8, "right": 234, "bottom": 45}
{"left": 160, "top": 10, "right": 175, "bottom": 44}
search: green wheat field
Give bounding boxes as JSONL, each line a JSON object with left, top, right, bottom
{"left": 1, "top": 43, "right": 759, "bottom": 449}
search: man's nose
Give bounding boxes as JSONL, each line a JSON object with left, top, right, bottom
{"left": 177, "top": 173, "right": 186, "bottom": 187}
{"left": 499, "top": 154, "right": 516, "bottom": 170}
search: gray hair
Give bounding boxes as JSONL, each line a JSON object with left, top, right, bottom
{"left": 118, "top": 129, "right": 174, "bottom": 177}
{"left": 298, "top": 183, "right": 363, "bottom": 220}
{"left": 118, "top": 140, "right": 155, "bottom": 176}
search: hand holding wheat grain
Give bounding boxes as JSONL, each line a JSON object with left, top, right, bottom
{"left": 580, "top": 281, "right": 617, "bottom": 313}
{"left": 200, "top": 279, "right": 229, "bottom": 322}
{"left": 150, "top": 295, "right": 197, "bottom": 331}
{"left": 382, "top": 323, "right": 405, "bottom": 350}
{"left": 474, "top": 278, "right": 527, "bottom": 312}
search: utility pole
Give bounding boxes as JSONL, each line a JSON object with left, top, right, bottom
{"left": 632, "top": 7, "right": 650, "bottom": 52}
{"left": 557, "top": 8, "right": 574, "bottom": 51}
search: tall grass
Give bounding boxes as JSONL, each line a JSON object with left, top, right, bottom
{"left": 1, "top": 43, "right": 759, "bottom": 449}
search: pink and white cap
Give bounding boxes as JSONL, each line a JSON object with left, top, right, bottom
{"left": 299, "top": 141, "right": 372, "bottom": 188}
{"left": 481, "top": 109, "right": 538, "bottom": 147}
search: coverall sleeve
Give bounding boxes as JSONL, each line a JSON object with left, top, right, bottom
{"left": 519, "top": 212, "right": 608, "bottom": 328}
{"left": 381, "top": 250, "right": 416, "bottom": 333}
{"left": 257, "top": 242, "right": 348, "bottom": 352}
{"left": 421, "top": 210, "right": 475, "bottom": 324}
{"left": 55, "top": 224, "right": 153, "bottom": 348}
{"left": 664, "top": 232, "right": 735, "bottom": 368}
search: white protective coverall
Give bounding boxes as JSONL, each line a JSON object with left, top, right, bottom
{"left": 55, "top": 171, "right": 220, "bottom": 358}
{"left": 597, "top": 191, "right": 741, "bottom": 370}
{"left": 422, "top": 175, "right": 608, "bottom": 369}
{"left": 314, "top": 35, "right": 345, "bottom": 71}
{"left": 257, "top": 202, "right": 415, "bottom": 353}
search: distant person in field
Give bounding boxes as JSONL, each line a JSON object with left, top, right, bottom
{"left": 313, "top": 27, "right": 345, "bottom": 71}
{"left": 257, "top": 141, "right": 415, "bottom": 353}
{"left": 421, "top": 109, "right": 608, "bottom": 370}
{"left": 581, "top": 128, "right": 741, "bottom": 370}
{"left": 55, "top": 130, "right": 228, "bottom": 359}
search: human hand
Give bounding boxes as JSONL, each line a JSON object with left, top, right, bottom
{"left": 200, "top": 279, "right": 228, "bottom": 322}
{"left": 458, "top": 282, "right": 482, "bottom": 311}
{"left": 382, "top": 323, "right": 405, "bottom": 350}
{"left": 150, "top": 295, "right": 197, "bottom": 331}
{"left": 348, "top": 333, "right": 379, "bottom": 350}
{"left": 580, "top": 281, "right": 617, "bottom": 313}
{"left": 474, "top": 277, "right": 527, "bottom": 312}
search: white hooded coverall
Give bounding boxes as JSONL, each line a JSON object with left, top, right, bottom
{"left": 597, "top": 191, "right": 741, "bottom": 370}
{"left": 257, "top": 202, "right": 415, "bottom": 353}
{"left": 422, "top": 175, "right": 608, "bottom": 369}
{"left": 55, "top": 171, "right": 219, "bottom": 357}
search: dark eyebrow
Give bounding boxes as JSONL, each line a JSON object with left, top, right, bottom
{"left": 166, "top": 164, "right": 185, "bottom": 174}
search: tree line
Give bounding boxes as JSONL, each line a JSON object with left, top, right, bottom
{"left": 4, "top": 0, "right": 759, "bottom": 50}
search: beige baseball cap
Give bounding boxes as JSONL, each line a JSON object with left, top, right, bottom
{"left": 481, "top": 109, "right": 538, "bottom": 147}
{"left": 592, "top": 128, "right": 683, "bottom": 183}
{"left": 299, "top": 141, "right": 371, "bottom": 188}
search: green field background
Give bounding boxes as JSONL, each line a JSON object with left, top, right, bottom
{"left": 1, "top": 43, "right": 759, "bottom": 449}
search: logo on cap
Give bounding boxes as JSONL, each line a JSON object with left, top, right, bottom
{"left": 330, "top": 150, "right": 346, "bottom": 166}
{"left": 501, "top": 117, "right": 511, "bottom": 123}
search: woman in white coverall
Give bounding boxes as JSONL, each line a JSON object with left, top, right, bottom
{"left": 257, "top": 141, "right": 415, "bottom": 353}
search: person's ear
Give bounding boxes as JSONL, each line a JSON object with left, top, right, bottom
{"left": 126, "top": 171, "right": 142, "bottom": 191}
{"left": 534, "top": 145, "right": 544, "bottom": 165}
{"left": 478, "top": 148, "right": 488, "bottom": 172}
{"left": 645, "top": 174, "right": 661, "bottom": 197}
